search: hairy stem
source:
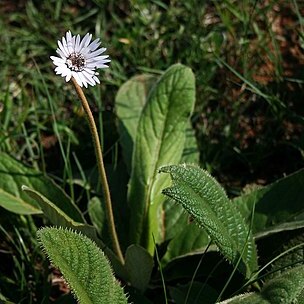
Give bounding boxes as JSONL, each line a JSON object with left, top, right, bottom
{"left": 71, "top": 77, "right": 124, "bottom": 264}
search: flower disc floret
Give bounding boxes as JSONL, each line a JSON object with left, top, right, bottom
{"left": 50, "top": 31, "right": 110, "bottom": 88}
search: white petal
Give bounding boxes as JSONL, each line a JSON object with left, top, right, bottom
{"left": 66, "top": 31, "right": 72, "bottom": 43}
{"left": 83, "top": 67, "right": 95, "bottom": 75}
{"left": 75, "top": 34, "right": 81, "bottom": 53}
{"left": 93, "top": 75, "right": 100, "bottom": 84}
{"left": 65, "top": 70, "right": 72, "bottom": 82}
{"left": 56, "top": 48, "right": 66, "bottom": 59}
{"left": 82, "top": 70, "right": 96, "bottom": 86}
{"left": 72, "top": 72, "right": 83, "bottom": 87}
{"left": 61, "top": 37, "right": 70, "bottom": 57}
{"left": 66, "top": 32, "right": 74, "bottom": 53}
{"left": 88, "top": 55, "right": 110, "bottom": 62}
{"left": 79, "top": 33, "right": 91, "bottom": 51}
{"left": 88, "top": 38, "right": 101, "bottom": 52}
{"left": 57, "top": 40, "right": 68, "bottom": 57}
{"left": 84, "top": 33, "right": 92, "bottom": 48}
{"left": 55, "top": 66, "right": 68, "bottom": 75}
{"left": 50, "top": 56, "right": 65, "bottom": 64}
{"left": 78, "top": 72, "right": 88, "bottom": 88}
{"left": 86, "top": 48, "right": 107, "bottom": 59}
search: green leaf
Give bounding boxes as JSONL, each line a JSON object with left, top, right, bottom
{"left": 116, "top": 74, "right": 157, "bottom": 172}
{"left": 161, "top": 223, "right": 210, "bottom": 266}
{"left": 116, "top": 72, "right": 199, "bottom": 170}
{"left": 128, "top": 64, "right": 195, "bottom": 253}
{"left": 88, "top": 196, "right": 105, "bottom": 236}
{"left": 180, "top": 125, "right": 199, "bottom": 164}
{"left": 219, "top": 265, "right": 304, "bottom": 303}
{"left": 160, "top": 164, "right": 258, "bottom": 278}
{"left": 22, "top": 186, "right": 127, "bottom": 280}
{"left": 0, "top": 152, "right": 83, "bottom": 221}
{"left": 163, "top": 200, "right": 189, "bottom": 241}
{"left": 235, "top": 168, "right": 304, "bottom": 235}
{"left": 262, "top": 228, "right": 304, "bottom": 280}
{"left": 124, "top": 245, "right": 154, "bottom": 292}
{"left": 37, "top": 227, "right": 128, "bottom": 304}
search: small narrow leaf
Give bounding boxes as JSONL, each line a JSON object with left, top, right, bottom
{"left": 88, "top": 196, "right": 105, "bottom": 236}
{"left": 37, "top": 227, "right": 128, "bottom": 304}
{"left": 0, "top": 152, "right": 83, "bottom": 221}
{"left": 22, "top": 186, "right": 93, "bottom": 233}
{"left": 160, "top": 164, "right": 258, "bottom": 277}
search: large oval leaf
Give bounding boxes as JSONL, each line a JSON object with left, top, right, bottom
{"left": 116, "top": 74, "right": 157, "bottom": 172}
{"left": 160, "top": 164, "right": 258, "bottom": 278}
{"left": 127, "top": 64, "right": 195, "bottom": 253}
{"left": 37, "top": 227, "right": 128, "bottom": 304}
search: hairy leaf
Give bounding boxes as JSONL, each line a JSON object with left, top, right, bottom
{"left": 37, "top": 227, "right": 128, "bottom": 304}
{"left": 128, "top": 64, "right": 195, "bottom": 253}
{"left": 220, "top": 265, "right": 304, "bottom": 303}
{"left": 263, "top": 229, "right": 304, "bottom": 280}
{"left": 22, "top": 186, "right": 127, "bottom": 280}
{"left": 160, "top": 164, "right": 258, "bottom": 277}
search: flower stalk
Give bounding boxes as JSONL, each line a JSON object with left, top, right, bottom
{"left": 71, "top": 77, "right": 124, "bottom": 264}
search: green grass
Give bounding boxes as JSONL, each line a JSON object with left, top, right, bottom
{"left": 0, "top": 0, "right": 304, "bottom": 302}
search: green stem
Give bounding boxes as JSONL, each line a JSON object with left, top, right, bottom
{"left": 71, "top": 77, "right": 124, "bottom": 265}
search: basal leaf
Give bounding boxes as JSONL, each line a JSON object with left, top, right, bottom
{"left": 0, "top": 152, "right": 83, "bottom": 221}
{"left": 116, "top": 73, "right": 199, "bottom": 170}
{"left": 160, "top": 164, "right": 258, "bottom": 278}
{"left": 262, "top": 228, "right": 304, "bottom": 280}
{"left": 116, "top": 74, "right": 157, "bottom": 172}
{"left": 124, "top": 245, "right": 154, "bottom": 292}
{"left": 180, "top": 125, "right": 199, "bottom": 164}
{"left": 161, "top": 223, "right": 210, "bottom": 266}
{"left": 37, "top": 227, "right": 128, "bottom": 304}
{"left": 163, "top": 200, "right": 189, "bottom": 241}
{"left": 235, "top": 168, "right": 304, "bottom": 235}
{"left": 22, "top": 186, "right": 127, "bottom": 280}
{"left": 220, "top": 265, "right": 304, "bottom": 303}
{"left": 128, "top": 64, "right": 195, "bottom": 253}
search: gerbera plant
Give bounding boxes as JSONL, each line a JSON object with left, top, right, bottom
{"left": 50, "top": 31, "right": 124, "bottom": 264}
{"left": 1, "top": 27, "right": 303, "bottom": 304}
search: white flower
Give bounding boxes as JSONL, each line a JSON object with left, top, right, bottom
{"left": 50, "top": 31, "right": 110, "bottom": 88}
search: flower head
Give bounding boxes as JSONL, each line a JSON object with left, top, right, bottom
{"left": 50, "top": 31, "right": 110, "bottom": 88}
